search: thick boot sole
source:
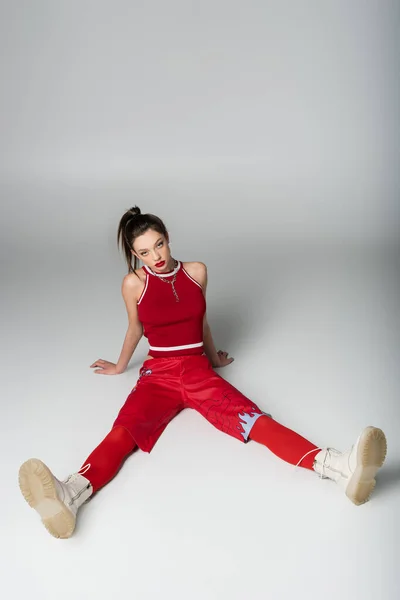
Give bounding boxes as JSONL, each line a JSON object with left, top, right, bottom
{"left": 346, "top": 426, "right": 387, "bottom": 505}
{"left": 18, "top": 458, "right": 75, "bottom": 539}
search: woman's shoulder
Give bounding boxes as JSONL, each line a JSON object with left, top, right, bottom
{"left": 182, "top": 261, "right": 206, "bottom": 271}
{"left": 122, "top": 269, "right": 146, "bottom": 283}
{"left": 182, "top": 261, "right": 207, "bottom": 287}
{"left": 182, "top": 261, "right": 206, "bottom": 274}
{"left": 122, "top": 269, "right": 146, "bottom": 302}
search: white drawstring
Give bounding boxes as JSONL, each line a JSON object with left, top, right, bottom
{"left": 293, "top": 448, "right": 326, "bottom": 479}
{"left": 295, "top": 448, "right": 322, "bottom": 468}
{"left": 64, "top": 463, "right": 91, "bottom": 484}
{"left": 78, "top": 463, "right": 91, "bottom": 475}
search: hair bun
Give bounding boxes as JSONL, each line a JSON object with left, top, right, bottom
{"left": 129, "top": 205, "right": 141, "bottom": 215}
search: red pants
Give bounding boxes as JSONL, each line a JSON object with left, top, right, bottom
{"left": 81, "top": 354, "right": 321, "bottom": 493}
{"left": 112, "top": 353, "right": 269, "bottom": 452}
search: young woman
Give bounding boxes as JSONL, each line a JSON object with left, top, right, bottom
{"left": 19, "top": 206, "right": 388, "bottom": 538}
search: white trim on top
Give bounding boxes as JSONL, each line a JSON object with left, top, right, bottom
{"left": 144, "top": 260, "right": 181, "bottom": 278}
{"left": 148, "top": 341, "right": 203, "bottom": 351}
{"left": 137, "top": 272, "right": 149, "bottom": 305}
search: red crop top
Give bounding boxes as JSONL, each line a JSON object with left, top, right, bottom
{"left": 137, "top": 260, "right": 206, "bottom": 358}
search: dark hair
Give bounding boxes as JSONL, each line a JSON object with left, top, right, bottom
{"left": 117, "top": 205, "right": 169, "bottom": 274}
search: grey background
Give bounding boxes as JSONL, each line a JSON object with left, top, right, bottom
{"left": 1, "top": 2, "right": 399, "bottom": 600}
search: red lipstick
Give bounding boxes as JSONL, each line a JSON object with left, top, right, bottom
{"left": 155, "top": 261, "right": 165, "bottom": 267}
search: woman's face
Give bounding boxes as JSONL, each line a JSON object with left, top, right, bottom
{"left": 132, "top": 228, "right": 173, "bottom": 272}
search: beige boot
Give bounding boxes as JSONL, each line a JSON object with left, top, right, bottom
{"left": 313, "top": 426, "right": 387, "bottom": 505}
{"left": 19, "top": 458, "right": 93, "bottom": 538}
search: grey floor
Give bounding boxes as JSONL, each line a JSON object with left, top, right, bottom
{"left": 2, "top": 242, "right": 399, "bottom": 600}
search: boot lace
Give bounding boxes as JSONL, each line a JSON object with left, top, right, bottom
{"left": 63, "top": 463, "right": 91, "bottom": 485}
{"left": 294, "top": 447, "right": 329, "bottom": 479}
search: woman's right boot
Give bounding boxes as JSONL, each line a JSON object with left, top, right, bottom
{"left": 19, "top": 458, "right": 93, "bottom": 538}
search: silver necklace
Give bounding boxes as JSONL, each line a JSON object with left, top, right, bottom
{"left": 154, "top": 259, "right": 180, "bottom": 302}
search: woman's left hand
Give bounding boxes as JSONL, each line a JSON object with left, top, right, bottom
{"left": 212, "top": 350, "right": 234, "bottom": 368}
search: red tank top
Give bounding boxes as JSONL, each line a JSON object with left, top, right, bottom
{"left": 137, "top": 260, "right": 206, "bottom": 358}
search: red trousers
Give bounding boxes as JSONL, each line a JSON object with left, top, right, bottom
{"left": 112, "top": 353, "right": 268, "bottom": 452}
{"left": 80, "top": 354, "right": 321, "bottom": 493}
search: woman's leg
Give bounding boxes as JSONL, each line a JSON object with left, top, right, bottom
{"left": 249, "top": 415, "right": 320, "bottom": 470}
{"left": 79, "top": 425, "right": 137, "bottom": 493}
{"left": 183, "top": 356, "right": 387, "bottom": 504}
{"left": 18, "top": 425, "right": 137, "bottom": 538}
{"left": 183, "top": 356, "right": 321, "bottom": 469}
{"left": 249, "top": 416, "right": 387, "bottom": 505}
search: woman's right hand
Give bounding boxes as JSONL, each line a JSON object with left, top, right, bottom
{"left": 89, "top": 359, "right": 124, "bottom": 375}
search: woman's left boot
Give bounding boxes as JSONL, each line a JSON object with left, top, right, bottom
{"left": 312, "top": 426, "right": 387, "bottom": 505}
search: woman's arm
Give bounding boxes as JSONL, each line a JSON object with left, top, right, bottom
{"left": 187, "top": 262, "right": 231, "bottom": 367}
{"left": 203, "top": 318, "right": 220, "bottom": 366}
{"left": 116, "top": 275, "right": 144, "bottom": 373}
{"left": 116, "top": 325, "right": 143, "bottom": 373}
